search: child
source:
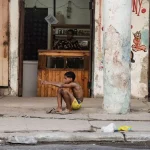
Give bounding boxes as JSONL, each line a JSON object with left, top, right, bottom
{"left": 41, "top": 71, "right": 83, "bottom": 114}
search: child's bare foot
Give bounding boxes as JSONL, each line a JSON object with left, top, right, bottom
{"left": 56, "top": 107, "right": 62, "bottom": 112}
{"left": 59, "top": 109, "right": 72, "bottom": 115}
{"left": 63, "top": 107, "right": 72, "bottom": 111}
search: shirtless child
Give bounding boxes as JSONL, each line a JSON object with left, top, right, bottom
{"left": 41, "top": 71, "right": 83, "bottom": 114}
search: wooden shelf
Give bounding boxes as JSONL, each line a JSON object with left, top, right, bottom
{"left": 51, "top": 24, "right": 90, "bottom": 29}
{"left": 54, "top": 35, "right": 90, "bottom": 38}
{"left": 38, "top": 50, "right": 90, "bottom": 57}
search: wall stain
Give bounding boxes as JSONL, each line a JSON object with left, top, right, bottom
{"left": 113, "top": 51, "right": 122, "bottom": 66}
{"left": 140, "top": 55, "right": 148, "bottom": 84}
{"left": 95, "top": 74, "right": 98, "bottom": 81}
{"left": 95, "top": 0, "right": 102, "bottom": 55}
{"left": 111, "top": 72, "right": 129, "bottom": 90}
{"left": 3, "top": 41, "right": 9, "bottom": 46}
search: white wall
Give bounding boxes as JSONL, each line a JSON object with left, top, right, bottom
{"left": 23, "top": 61, "right": 38, "bottom": 97}
{"left": 9, "top": 0, "right": 19, "bottom": 95}
{"left": 55, "top": 0, "right": 90, "bottom": 24}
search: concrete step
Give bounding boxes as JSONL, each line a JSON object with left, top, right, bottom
{"left": 0, "top": 132, "right": 149, "bottom": 145}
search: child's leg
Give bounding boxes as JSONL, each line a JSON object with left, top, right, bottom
{"left": 56, "top": 88, "right": 63, "bottom": 112}
{"left": 61, "top": 90, "right": 73, "bottom": 112}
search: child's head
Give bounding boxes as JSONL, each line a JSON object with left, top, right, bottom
{"left": 64, "top": 71, "right": 76, "bottom": 83}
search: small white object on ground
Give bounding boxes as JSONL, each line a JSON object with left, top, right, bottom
{"left": 101, "top": 123, "right": 116, "bottom": 133}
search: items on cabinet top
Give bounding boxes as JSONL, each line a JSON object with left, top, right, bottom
{"left": 51, "top": 24, "right": 90, "bottom": 50}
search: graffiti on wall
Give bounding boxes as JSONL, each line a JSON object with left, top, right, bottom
{"left": 132, "top": 0, "right": 146, "bottom": 16}
{"left": 131, "top": 51, "right": 135, "bottom": 63}
{"left": 132, "top": 31, "right": 147, "bottom": 52}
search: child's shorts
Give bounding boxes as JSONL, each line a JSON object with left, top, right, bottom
{"left": 71, "top": 98, "right": 82, "bottom": 110}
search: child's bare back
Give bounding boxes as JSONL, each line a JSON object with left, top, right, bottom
{"left": 71, "top": 82, "right": 83, "bottom": 102}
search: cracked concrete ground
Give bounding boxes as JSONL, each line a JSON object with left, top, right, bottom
{"left": 0, "top": 97, "right": 149, "bottom": 115}
{"left": 0, "top": 97, "right": 149, "bottom": 144}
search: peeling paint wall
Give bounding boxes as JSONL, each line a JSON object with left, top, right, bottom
{"left": 131, "top": 0, "right": 149, "bottom": 98}
{"left": 93, "top": 0, "right": 149, "bottom": 98}
{"left": 103, "top": 0, "right": 131, "bottom": 114}
{"left": 9, "top": 0, "right": 19, "bottom": 95}
{"left": 93, "top": 0, "right": 103, "bottom": 97}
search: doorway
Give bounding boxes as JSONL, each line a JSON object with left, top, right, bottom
{"left": 19, "top": 0, "right": 95, "bottom": 97}
{"left": 24, "top": 8, "right": 48, "bottom": 60}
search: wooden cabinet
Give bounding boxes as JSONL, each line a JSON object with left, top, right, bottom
{"left": 50, "top": 24, "right": 90, "bottom": 50}
{"left": 37, "top": 50, "right": 90, "bottom": 97}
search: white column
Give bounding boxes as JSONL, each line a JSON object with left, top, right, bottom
{"left": 103, "top": 0, "right": 132, "bottom": 114}
{"left": 9, "top": 0, "right": 19, "bottom": 95}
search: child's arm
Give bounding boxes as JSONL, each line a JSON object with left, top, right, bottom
{"left": 39, "top": 79, "right": 76, "bottom": 88}
{"left": 41, "top": 80, "right": 63, "bottom": 88}
{"left": 61, "top": 82, "right": 76, "bottom": 88}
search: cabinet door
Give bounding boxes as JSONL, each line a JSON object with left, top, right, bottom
{"left": 0, "top": 0, "right": 9, "bottom": 86}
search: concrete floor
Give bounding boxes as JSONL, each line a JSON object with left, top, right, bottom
{"left": 0, "top": 97, "right": 149, "bottom": 144}
{"left": 0, "top": 97, "right": 149, "bottom": 113}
